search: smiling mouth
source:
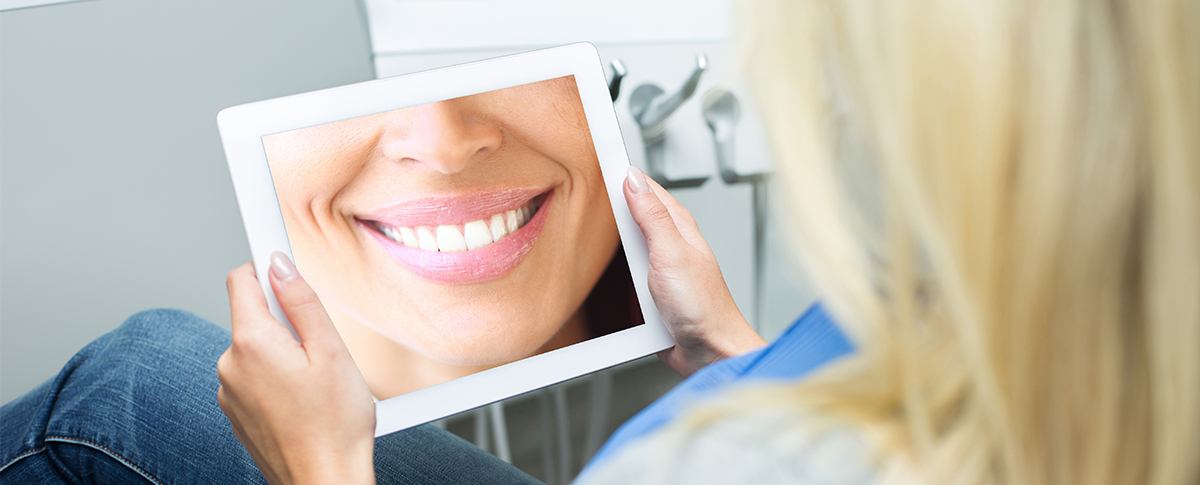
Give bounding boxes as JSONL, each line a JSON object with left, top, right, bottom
{"left": 367, "top": 195, "right": 545, "bottom": 253}
{"left": 358, "top": 190, "right": 552, "bottom": 284}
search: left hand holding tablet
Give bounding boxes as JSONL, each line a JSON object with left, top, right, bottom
{"left": 623, "top": 166, "right": 767, "bottom": 377}
{"left": 218, "top": 254, "right": 376, "bottom": 485}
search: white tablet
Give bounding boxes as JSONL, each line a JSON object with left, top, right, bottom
{"left": 217, "top": 43, "right": 672, "bottom": 436}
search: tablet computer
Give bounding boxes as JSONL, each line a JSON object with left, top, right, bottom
{"left": 217, "top": 43, "right": 672, "bottom": 436}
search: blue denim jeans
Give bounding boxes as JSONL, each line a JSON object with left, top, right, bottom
{"left": 0, "top": 309, "right": 539, "bottom": 484}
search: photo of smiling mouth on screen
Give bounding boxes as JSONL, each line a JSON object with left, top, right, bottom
{"left": 260, "top": 75, "right": 643, "bottom": 398}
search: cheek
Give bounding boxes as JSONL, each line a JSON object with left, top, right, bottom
{"left": 549, "top": 137, "right": 604, "bottom": 193}
{"left": 571, "top": 176, "right": 621, "bottom": 282}
{"left": 265, "top": 122, "right": 378, "bottom": 209}
{"left": 586, "top": 201, "right": 620, "bottom": 255}
{"left": 570, "top": 153, "right": 613, "bottom": 227}
{"left": 270, "top": 147, "right": 373, "bottom": 223}
{"left": 547, "top": 130, "right": 617, "bottom": 265}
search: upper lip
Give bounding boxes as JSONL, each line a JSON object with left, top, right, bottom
{"left": 358, "top": 188, "right": 549, "bottom": 227}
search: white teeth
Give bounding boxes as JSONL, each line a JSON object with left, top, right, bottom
{"left": 505, "top": 210, "right": 520, "bottom": 232}
{"left": 435, "top": 225, "right": 467, "bottom": 252}
{"left": 416, "top": 226, "right": 438, "bottom": 251}
{"left": 381, "top": 225, "right": 400, "bottom": 241}
{"left": 376, "top": 198, "right": 542, "bottom": 252}
{"left": 489, "top": 214, "right": 508, "bottom": 241}
{"left": 463, "top": 220, "right": 492, "bottom": 250}
{"left": 399, "top": 227, "right": 418, "bottom": 248}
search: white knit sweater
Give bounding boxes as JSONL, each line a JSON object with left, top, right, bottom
{"left": 577, "top": 408, "right": 878, "bottom": 485}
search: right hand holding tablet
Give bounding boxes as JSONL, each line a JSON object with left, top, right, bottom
{"left": 624, "top": 166, "right": 767, "bottom": 377}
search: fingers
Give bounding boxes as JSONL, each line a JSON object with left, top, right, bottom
{"left": 226, "top": 254, "right": 346, "bottom": 360}
{"left": 267, "top": 252, "right": 342, "bottom": 353}
{"left": 227, "top": 263, "right": 274, "bottom": 335}
{"left": 646, "top": 179, "right": 708, "bottom": 250}
{"left": 624, "top": 165, "right": 711, "bottom": 255}
{"left": 624, "top": 166, "right": 687, "bottom": 257}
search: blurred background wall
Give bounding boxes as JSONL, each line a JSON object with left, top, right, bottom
{"left": 0, "top": 0, "right": 376, "bottom": 402}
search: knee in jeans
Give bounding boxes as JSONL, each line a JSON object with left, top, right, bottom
{"left": 36, "top": 309, "right": 230, "bottom": 449}
{"left": 90, "top": 309, "right": 229, "bottom": 367}
{"left": 119, "top": 308, "right": 207, "bottom": 339}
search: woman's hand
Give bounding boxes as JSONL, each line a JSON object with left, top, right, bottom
{"left": 218, "top": 253, "right": 376, "bottom": 485}
{"left": 624, "top": 166, "right": 767, "bottom": 377}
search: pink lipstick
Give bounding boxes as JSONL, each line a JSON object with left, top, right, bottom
{"left": 359, "top": 189, "right": 552, "bottom": 284}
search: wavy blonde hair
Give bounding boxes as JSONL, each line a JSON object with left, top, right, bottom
{"left": 696, "top": 0, "right": 1200, "bottom": 483}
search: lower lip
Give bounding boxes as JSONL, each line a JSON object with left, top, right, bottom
{"left": 361, "top": 193, "right": 553, "bottom": 284}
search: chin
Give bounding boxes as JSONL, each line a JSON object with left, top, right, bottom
{"left": 379, "top": 320, "right": 558, "bottom": 367}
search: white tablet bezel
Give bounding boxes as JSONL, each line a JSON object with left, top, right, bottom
{"left": 217, "top": 43, "right": 673, "bottom": 436}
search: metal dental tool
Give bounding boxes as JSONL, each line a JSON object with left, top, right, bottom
{"left": 702, "top": 88, "right": 769, "bottom": 184}
{"left": 608, "top": 58, "right": 627, "bottom": 102}
{"left": 628, "top": 54, "right": 710, "bottom": 188}
{"left": 702, "top": 87, "right": 771, "bottom": 329}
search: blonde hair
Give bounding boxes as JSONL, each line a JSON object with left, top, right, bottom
{"left": 700, "top": 0, "right": 1199, "bottom": 483}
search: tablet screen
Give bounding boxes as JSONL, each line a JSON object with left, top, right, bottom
{"left": 260, "top": 75, "right": 644, "bottom": 398}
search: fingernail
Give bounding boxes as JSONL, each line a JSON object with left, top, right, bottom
{"left": 269, "top": 251, "right": 298, "bottom": 281}
{"left": 627, "top": 165, "right": 648, "bottom": 194}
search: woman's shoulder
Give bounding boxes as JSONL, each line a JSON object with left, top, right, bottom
{"left": 579, "top": 405, "right": 880, "bottom": 485}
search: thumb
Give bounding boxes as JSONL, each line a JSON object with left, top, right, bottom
{"left": 624, "top": 165, "right": 685, "bottom": 257}
{"left": 267, "top": 251, "right": 341, "bottom": 352}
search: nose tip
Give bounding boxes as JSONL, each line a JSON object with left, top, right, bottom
{"left": 379, "top": 101, "right": 502, "bottom": 175}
